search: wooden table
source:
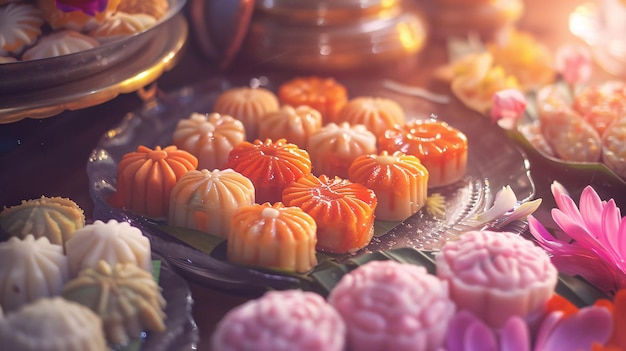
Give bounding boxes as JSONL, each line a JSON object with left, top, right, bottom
{"left": 1, "top": 1, "right": 625, "bottom": 350}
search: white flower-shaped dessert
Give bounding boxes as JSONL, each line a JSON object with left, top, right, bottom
{"left": 0, "top": 297, "right": 106, "bottom": 351}
{"left": 65, "top": 219, "right": 151, "bottom": 277}
{"left": 0, "top": 235, "right": 69, "bottom": 312}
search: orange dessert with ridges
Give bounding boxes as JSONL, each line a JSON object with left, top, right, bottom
{"left": 227, "top": 202, "right": 318, "bottom": 273}
{"left": 213, "top": 86, "right": 279, "bottom": 141}
{"left": 336, "top": 96, "right": 406, "bottom": 137}
{"left": 226, "top": 138, "right": 312, "bottom": 204}
{"left": 379, "top": 119, "right": 468, "bottom": 188}
{"left": 307, "top": 122, "right": 377, "bottom": 179}
{"left": 349, "top": 151, "right": 429, "bottom": 221}
{"left": 110, "top": 145, "right": 198, "bottom": 218}
{"left": 278, "top": 76, "right": 348, "bottom": 124}
{"left": 172, "top": 112, "right": 246, "bottom": 171}
{"left": 168, "top": 169, "right": 255, "bottom": 239}
{"left": 282, "top": 174, "right": 377, "bottom": 254}
{"left": 258, "top": 105, "right": 323, "bottom": 149}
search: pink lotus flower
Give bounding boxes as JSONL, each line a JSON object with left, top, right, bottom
{"left": 56, "top": 0, "right": 108, "bottom": 16}
{"left": 491, "top": 89, "right": 527, "bottom": 130}
{"left": 554, "top": 44, "right": 593, "bottom": 86}
{"left": 528, "top": 181, "right": 626, "bottom": 296}
{"left": 445, "top": 299, "right": 613, "bottom": 351}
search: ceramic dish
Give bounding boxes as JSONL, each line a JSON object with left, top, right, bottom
{"left": 87, "top": 75, "right": 535, "bottom": 293}
{"left": 137, "top": 252, "right": 198, "bottom": 351}
{"left": 0, "top": 13, "right": 188, "bottom": 124}
{"left": 0, "top": 0, "right": 187, "bottom": 95}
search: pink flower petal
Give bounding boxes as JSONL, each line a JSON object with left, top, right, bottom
{"left": 555, "top": 44, "right": 593, "bottom": 86}
{"left": 534, "top": 311, "right": 563, "bottom": 351}
{"left": 446, "top": 311, "right": 479, "bottom": 351}
{"left": 464, "top": 321, "right": 498, "bottom": 351}
{"left": 500, "top": 316, "right": 530, "bottom": 351}
{"left": 578, "top": 186, "right": 606, "bottom": 238}
{"left": 550, "top": 182, "right": 571, "bottom": 211}
{"left": 536, "top": 306, "right": 613, "bottom": 351}
{"left": 491, "top": 89, "right": 527, "bottom": 129}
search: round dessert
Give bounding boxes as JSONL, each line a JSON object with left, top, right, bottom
{"left": 62, "top": 260, "right": 166, "bottom": 346}
{"left": 22, "top": 29, "right": 100, "bottom": 60}
{"left": 379, "top": 119, "right": 468, "bottom": 188}
{"left": 212, "top": 290, "right": 345, "bottom": 351}
{"left": 336, "top": 96, "right": 406, "bottom": 137}
{"left": 327, "top": 260, "right": 455, "bottom": 351}
{"left": 88, "top": 12, "right": 157, "bottom": 43}
{"left": 0, "top": 297, "right": 107, "bottom": 351}
{"left": 109, "top": 145, "right": 198, "bottom": 218}
{"left": 307, "top": 122, "right": 377, "bottom": 179}
{"left": 226, "top": 138, "right": 312, "bottom": 204}
{"left": 118, "top": 0, "right": 170, "bottom": 19}
{"left": 0, "top": 195, "right": 85, "bottom": 246}
{"left": 0, "top": 235, "right": 69, "bottom": 313}
{"left": 65, "top": 219, "right": 152, "bottom": 277}
{"left": 572, "top": 81, "right": 626, "bottom": 136}
{"left": 0, "top": 2, "right": 44, "bottom": 54}
{"left": 172, "top": 112, "right": 246, "bottom": 171}
{"left": 168, "top": 168, "right": 256, "bottom": 239}
{"left": 435, "top": 230, "right": 558, "bottom": 328}
{"left": 213, "top": 86, "right": 280, "bottom": 141}
{"left": 602, "top": 118, "right": 626, "bottom": 178}
{"left": 258, "top": 105, "right": 323, "bottom": 149}
{"left": 37, "top": 0, "right": 121, "bottom": 32}
{"left": 348, "top": 151, "right": 429, "bottom": 221}
{"left": 227, "top": 202, "right": 318, "bottom": 273}
{"left": 538, "top": 105, "right": 602, "bottom": 163}
{"left": 277, "top": 76, "right": 348, "bottom": 124}
{"left": 282, "top": 174, "right": 377, "bottom": 254}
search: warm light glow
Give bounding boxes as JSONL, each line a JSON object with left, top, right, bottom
{"left": 396, "top": 22, "right": 421, "bottom": 51}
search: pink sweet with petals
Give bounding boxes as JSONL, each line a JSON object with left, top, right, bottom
{"left": 554, "top": 44, "right": 593, "bottom": 86}
{"left": 491, "top": 89, "right": 527, "bottom": 129}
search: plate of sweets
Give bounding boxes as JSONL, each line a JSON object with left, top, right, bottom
{"left": 0, "top": 196, "right": 198, "bottom": 351}
{"left": 87, "top": 73, "right": 538, "bottom": 293}
{"left": 0, "top": 0, "right": 186, "bottom": 93}
{"left": 432, "top": 29, "right": 626, "bottom": 189}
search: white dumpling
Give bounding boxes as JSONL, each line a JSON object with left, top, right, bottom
{"left": 65, "top": 219, "right": 151, "bottom": 277}
{"left": 0, "top": 297, "right": 107, "bottom": 351}
{"left": 0, "top": 235, "right": 69, "bottom": 313}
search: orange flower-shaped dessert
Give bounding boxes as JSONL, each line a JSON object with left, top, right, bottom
{"left": 348, "top": 151, "right": 428, "bottom": 221}
{"left": 226, "top": 138, "right": 312, "bottom": 204}
{"left": 278, "top": 76, "right": 348, "bottom": 123}
{"left": 336, "top": 96, "right": 406, "bottom": 137}
{"left": 172, "top": 112, "right": 246, "bottom": 171}
{"left": 379, "top": 119, "right": 468, "bottom": 188}
{"left": 282, "top": 174, "right": 377, "bottom": 254}
{"left": 110, "top": 145, "right": 198, "bottom": 218}
{"left": 227, "top": 202, "right": 318, "bottom": 272}
{"left": 213, "top": 86, "right": 279, "bottom": 141}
